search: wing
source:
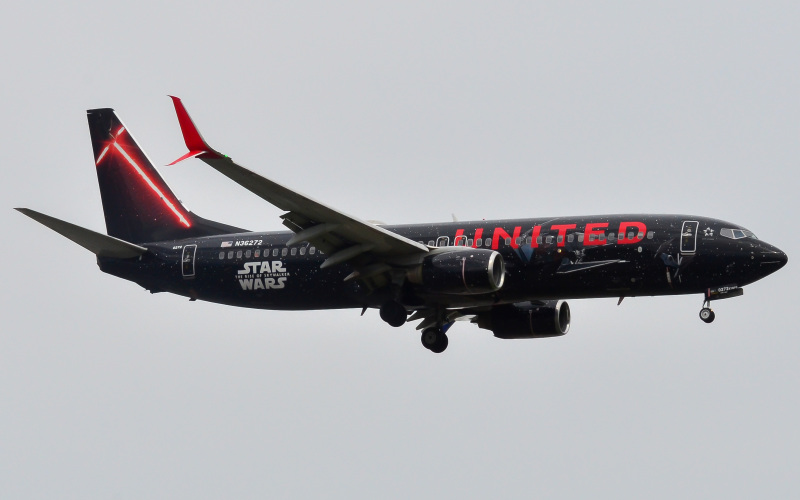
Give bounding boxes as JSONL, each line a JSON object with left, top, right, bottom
{"left": 167, "top": 96, "right": 428, "bottom": 281}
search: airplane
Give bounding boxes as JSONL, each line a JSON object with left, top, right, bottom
{"left": 16, "top": 97, "right": 788, "bottom": 353}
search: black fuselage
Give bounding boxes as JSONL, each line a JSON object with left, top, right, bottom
{"left": 98, "top": 214, "right": 787, "bottom": 311}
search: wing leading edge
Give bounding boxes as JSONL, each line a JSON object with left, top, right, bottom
{"left": 167, "top": 97, "right": 428, "bottom": 274}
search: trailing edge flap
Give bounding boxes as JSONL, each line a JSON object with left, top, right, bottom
{"left": 556, "top": 259, "right": 628, "bottom": 274}
{"left": 16, "top": 208, "right": 148, "bottom": 259}
{"left": 168, "top": 96, "right": 428, "bottom": 260}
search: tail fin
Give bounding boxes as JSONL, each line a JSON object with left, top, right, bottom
{"left": 88, "top": 108, "right": 245, "bottom": 243}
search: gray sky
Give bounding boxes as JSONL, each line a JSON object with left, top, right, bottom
{"left": 2, "top": 1, "right": 798, "bottom": 498}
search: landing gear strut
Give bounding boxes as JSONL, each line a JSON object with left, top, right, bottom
{"left": 699, "top": 298, "right": 715, "bottom": 324}
{"left": 380, "top": 301, "right": 407, "bottom": 327}
{"left": 421, "top": 327, "right": 449, "bottom": 353}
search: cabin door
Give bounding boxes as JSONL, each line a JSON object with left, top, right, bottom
{"left": 182, "top": 244, "right": 197, "bottom": 278}
{"left": 680, "top": 221, "right": 699, "bottom": 254}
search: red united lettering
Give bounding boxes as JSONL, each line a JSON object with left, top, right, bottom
{"left": 617, "top": 221, "right": 646, "bottom": 244}
{"left": 584, "top": 222, "right": 608, "bottom": 246}
{"left": 530, "top": 225, "right": 542, "bottom": 248}
{"left": 550, "top": 224, "right": 576, "bottom": 247}
{"left": 454, "top": 228, "right": 465, "bottom": 246}
{"left": 493, "top": 226, "right": 522, "bottom": 249}
{"left": 472, "top": 228, "right": 484, "bottom": 248}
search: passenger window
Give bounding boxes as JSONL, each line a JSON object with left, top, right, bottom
{"left": 515, "top": 237, "right": 522, "bottom": 246}
{"left": 273, "top": 248, "right": 279, "bottom": 257}
{"left": 219, "top": 252, "right": 225, "bottom": 260}
{"left": 545, "top": 236, "right": 553, "bottom": 244}
{"left": 310, "top": 247, "right": 316, "bottom": 255}
{"left": 227, "top": 251, "right": 234, "bottom": 259}
{"left": 291, "top": 248, "right": 297, "bottom": 255}
{"left": 428, "top": 240, "right": 435, "bottom": 246}
{"left": 505, "top": 238, "right": 511, "bottom": 245}
{"left": 567, "top": 234, "right": 574, "bottom": 243}
{"left": 599, "top": 233, "right": 605, "bottom": 241}
{"left": 628, "top": 232, "right": 634, "bottom": 240}
{"left": 236, "top": 250, "right": 242, "bottom": 258}
{"left": 647, "top": 231, "right": 654, "bottom": 239}
{"left": 608, "top": 233, "right": 615, "bottom": 241}
{"left": 254, "top": 249, "right": 260, "bottom": 258}
{"left": 281, "top": 248, "right": 288, "bottom": 256}
{"left": 578, "top": 234, "right": 584, "bottom": 243}
{"left": 637, "top": 232, "right": 644, "bottom": 240}
{"left": 300, "top": 247, "right": 306, "bottom": 255}
{"left": 557, "top": 235, "right": 563, "bottom": 243}
{"left": 536, "top": 236, "right": 543, "bottom": 244}
{"left": 475, "top": 239, "right": 482, "bottom": 247}
{"left": 468, "top": 239, "right": 473, "bottom": 247}
{"left": 245, "top": 250, "right": 251, "bottom": 258}
{"left": 485, "top": 238, "right": 492, "bottom": 247}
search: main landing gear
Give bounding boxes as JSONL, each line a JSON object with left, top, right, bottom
{"left": 421, "top": 327, "right": 449, "bottom": 353}
{"left": 379, "top": 301, "right": 451, "bottom": 353}
{"left": 379, "top": 301, "right": 407, "bottom": 327}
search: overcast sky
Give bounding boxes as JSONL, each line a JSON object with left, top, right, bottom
{"left": 2, "top": 1, "right": 798, "bottom": 498}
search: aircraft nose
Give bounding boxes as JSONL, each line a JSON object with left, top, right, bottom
{"left": 758, "top": 243, "right": 787, "bottom": 271}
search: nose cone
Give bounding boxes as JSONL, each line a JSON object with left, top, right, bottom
{"left": 757, "top": 243, "right": 788, "bottom": 273}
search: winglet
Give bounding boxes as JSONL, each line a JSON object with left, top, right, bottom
{"left": 168, "top": 95, "right": 224, "bottom": 165}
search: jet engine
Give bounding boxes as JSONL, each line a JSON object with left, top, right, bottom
{"left": 475, "top": 300, "right": 570, "bottom": 339}
{"left": 407, "top": 248, "right": 505, "bottom": 295}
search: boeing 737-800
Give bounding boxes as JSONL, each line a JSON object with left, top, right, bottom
{"left": 16, "top": 97, "right": 788, "bottom": 352}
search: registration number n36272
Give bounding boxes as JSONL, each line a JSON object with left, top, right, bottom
{"left": 234, "top": 240, "right": 263, "bottom": 247}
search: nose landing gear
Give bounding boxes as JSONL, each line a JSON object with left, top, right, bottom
{"left": 699, "top": 306, "right": 715, "bottom": 323}
{"left": 699, "top": 295, "right": 715, "bottom": 324}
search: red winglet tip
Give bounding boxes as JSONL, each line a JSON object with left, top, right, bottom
{"left": 167, "top": 150, "right": 205, "bottom": 166}
{"left": 169, "top": 96, "right": 214, "bottom": 153}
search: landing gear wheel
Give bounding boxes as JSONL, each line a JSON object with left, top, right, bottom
{"left": 380, "top": 301, "right": 407, "bottom": 327}
{"left": 421, "top": 328, "right": 439, "bottom": 349}
{"left": 699, "top": 307, "right": 715, "bottom": 323}
{"left": 421, "top": 328, "right": 449, "bottom": 353}
{"left": 431, "top": 334, "right": 448, "bottom": 353}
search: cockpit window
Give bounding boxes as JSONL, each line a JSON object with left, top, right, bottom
{"left": 720, "top": 228, "right": 757, "bottom": 240}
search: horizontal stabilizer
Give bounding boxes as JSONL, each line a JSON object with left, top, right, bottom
{"left": 15, "top": 208, "right": 148, "bottom": 258}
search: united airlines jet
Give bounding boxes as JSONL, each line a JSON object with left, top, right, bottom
{"left": 16, "top": 97, "right": 788, "bottom": 352}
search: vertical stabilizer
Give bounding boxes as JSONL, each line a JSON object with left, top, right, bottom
{"left": 88, "top": 108, "right": 244, "bottom": 243}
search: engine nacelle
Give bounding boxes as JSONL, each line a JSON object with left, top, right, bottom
{"left": 476, "top": 300, "right": 571, "bottom": 339}
{"left": 407, "top": 248, "right": 505, "bottom": 295}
